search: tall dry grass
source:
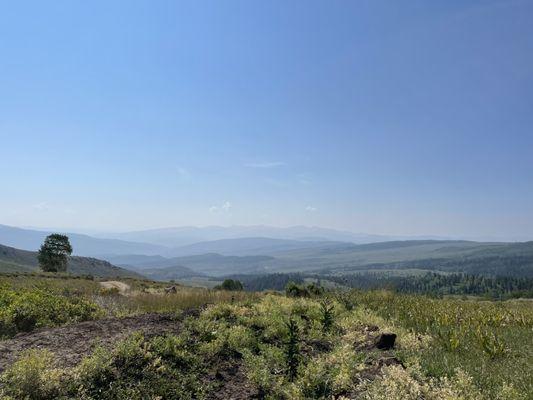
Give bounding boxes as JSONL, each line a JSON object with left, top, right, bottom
{"left": 94, "top": 287, "right": 260, "bottom": 316}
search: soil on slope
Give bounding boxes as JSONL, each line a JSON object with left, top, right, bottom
{"left": 0, "top": 313, "right": 182, "bottom": 372}
{"left": 0, "top": 314, "right": 400, "bottom": 399}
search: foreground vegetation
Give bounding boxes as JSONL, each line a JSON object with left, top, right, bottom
{"left": 0, "top": 275, "right": 531, "bottom": 399}
{"left": 349, "top": 290, "right": 533, "bottom": 398}
{"left": 0, "top": 273, "right": 255, "bottom": 339}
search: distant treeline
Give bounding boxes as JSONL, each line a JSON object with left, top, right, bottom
{"left": 227, "top": 273, "right": 306, "bottom": 292}
{"left": 337, "top": 255, "right": 533, "bottom": 278}
{"left": 229, "top": 272, "right": 533, "bottom": 299}
{"left": 326, "top": 272, "right": 533, "bottom": 299}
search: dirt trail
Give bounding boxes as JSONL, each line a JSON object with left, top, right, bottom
{"left": 99, "top": 280, "right": 131, "bottom": 293}
{"left": 0, "top": 313, "right": 182, "bottom": 372}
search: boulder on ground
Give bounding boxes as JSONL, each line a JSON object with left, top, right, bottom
{"left": 375, "top": 333, "right": 397, "bottom": 350}
{"left": 164, "top": 286, "right": 177, "bottom": 294}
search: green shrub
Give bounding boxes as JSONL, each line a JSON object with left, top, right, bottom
{"left": 0, "top": 287, "right": 103, "bottom": 338}
{"left": 214, "top": 279, "right": 244, "bottom": 291}
{"left": 285, "top": 282, "right": 325, "bottom": 298}
{"left": 73, "top": 333, "right": 210, "bottom": 399}
{"left": 0, "top": 349, "right": 65, "bottom": 400}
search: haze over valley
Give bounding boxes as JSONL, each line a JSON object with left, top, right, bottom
{"left": 2, "top": 223, "right": 532, "bottom": 282}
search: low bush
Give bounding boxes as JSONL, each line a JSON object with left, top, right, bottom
{"left": 73, "top": 333, "right": 209, "bottom": 399}
{"left": 0, "top": 286, "right": 103, "bottom": 338}
{"left": 0, "top": 349, "right": 65, "bottom": 400}
{"left": 285, "top": 281, "right": 325, "bottom": 298}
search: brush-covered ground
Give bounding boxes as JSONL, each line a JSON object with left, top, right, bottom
{"left": 0, "top": 274, "right": 531, "bottom": 399}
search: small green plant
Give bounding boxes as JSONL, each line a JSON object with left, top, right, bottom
{"left": 336, "top": 291, "right": 355, "bottom": 310}
{"left": 476, "top": 329, "right": 506, "bottom": 359}
{"left": 320, "top": 299, "right": 335, "bottom": 332}
{"left": 285, "top": 318, "right": 301, "bottom": 381}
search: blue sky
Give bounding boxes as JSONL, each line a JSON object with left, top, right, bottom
{"left": 1, "top": 0, "right": 532, "bottom": 239}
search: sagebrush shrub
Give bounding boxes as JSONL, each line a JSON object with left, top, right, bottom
{"left": 0, "top": 287, "right": 103, "bottom": 338}
{"left": 0, "top": 349, "right": 65, "bottom": 400}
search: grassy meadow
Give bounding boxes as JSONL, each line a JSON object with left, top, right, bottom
{"left": 0, "top": 273, "right": 531, "bottom": 399}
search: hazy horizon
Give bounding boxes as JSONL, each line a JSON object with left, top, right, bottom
{"left": 1, "top": 1, "right": 532, "bottom": 239}
{"left": 3, "top": 222, "right": 531, "bottom": 243}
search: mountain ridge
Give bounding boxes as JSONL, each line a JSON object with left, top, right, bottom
{"left": 0, "top": 224, "right": 169, "bottom": 257}
{"left": 0, "top": 243, "right": 143, "bottom": 278}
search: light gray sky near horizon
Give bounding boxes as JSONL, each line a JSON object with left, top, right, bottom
{"left": 1, "top": 1, "right": 532, "bottom": 240}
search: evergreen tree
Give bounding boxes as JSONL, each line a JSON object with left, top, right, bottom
{"left": 38, "top": 234, "right": 72, "bottom": 272}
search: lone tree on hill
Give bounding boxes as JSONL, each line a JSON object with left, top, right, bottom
{"left": 38, "top": 234, "right": 73, "bottom": 273}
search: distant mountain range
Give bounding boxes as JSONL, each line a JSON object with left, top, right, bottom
{"left": 0, "top": 223, "right": 450, "bottom": 258}
{"left": 98, "top": 225, "right": 446, "bottom": 247}
{"left": 2, "top": 224, "right": 533, "bottom": 280}
{"left": 0, "top": 224, "right": 167, "bottom": 257}
{"left": 108, "top": 240, "right": 533, "bottom": 279}
{"left": 0, "top": 243, "right": 142, "bottom": 278}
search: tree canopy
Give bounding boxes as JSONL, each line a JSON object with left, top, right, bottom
{"left": 215, "top": 279, "right": 243, "bottom": 291}
{"left": 38, "top": 234, "right": 73, "bottom": 273}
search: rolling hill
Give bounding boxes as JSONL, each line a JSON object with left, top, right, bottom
{"left": 0, "top": 244, "right": 143, "bottom": 278}
{"left": 0, "top": 224, "right": 169, "bottom": 257}
{"left": 167, "top": 237, "right": 352, "bottom": 257}
{"left": 141, "top": 265, "right": 204, "bottom": 281}
{"left": 265, "top": 240, "right": 533, "bottom": 277}
{"left": 3, "top": 224, "right": 532, "bottom": 278}
{"left": 102, "top": 240, "right": 533, "bottom": 279}
{"left": 109, "top": 253, "right": 276, "bottom": 278}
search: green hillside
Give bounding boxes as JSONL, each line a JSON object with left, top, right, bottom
{"left": 101, "top": 240, "right": 533, "bottom": 279}
{"left": 0, "top": 244, "right": 143, "bottom": 278}
{"left": 142, "top": 264, "right": 203, "bottom": 280}
{"left": 267, "top": 240, "right": 533, "bottom": 277}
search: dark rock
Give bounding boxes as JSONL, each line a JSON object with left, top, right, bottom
{"left": 375, "top": 333, "right": 397, "bottom": 350}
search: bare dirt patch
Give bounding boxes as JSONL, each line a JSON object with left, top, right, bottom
{"left": 99, "top": 280, "right": 131, "bottom": 294}
{"left": 0, "top": 313, "right": 181, "bottom": 372}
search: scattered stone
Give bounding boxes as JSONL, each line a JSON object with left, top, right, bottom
{"left": 377, "top": 356, "right": 403, "bottom": 368}
{"left": 364, "top": 325, "right": 379, "bottom": 332}
{"left": 164, "top": 285, "right": 177, "bottom": 294}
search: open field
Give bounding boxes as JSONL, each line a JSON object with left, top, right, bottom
{"left": 0, "top": 274, "right": 531, "bottom": 399}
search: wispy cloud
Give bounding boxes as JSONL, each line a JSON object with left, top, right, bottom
{"left": 32, "top": 202, "right": 49, "bottom": 211}
{"left": 244, "top": 161, "right": 286, "bottom": 168}
{"left": 209, "top": 201, "right": 232, "bottom": 213}
{"left": 305, "top": 205, "right": 317, "bottom": 212}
